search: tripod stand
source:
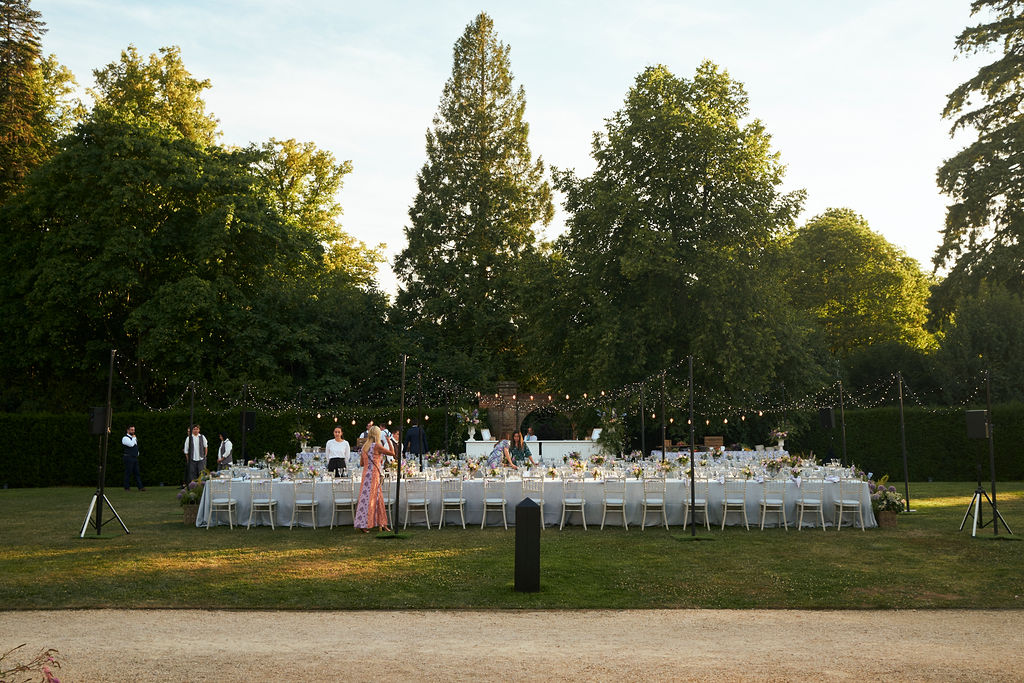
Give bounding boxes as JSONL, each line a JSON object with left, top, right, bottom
{"left": 79, "top": 349, "right": 130, "bottom": 538}
{"left": 959, "top": 467, "right": 1011, "bottom": 538}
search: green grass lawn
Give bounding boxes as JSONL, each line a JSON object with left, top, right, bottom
{"left": 1, "top": 482, "right": 1022, "bottom": 610}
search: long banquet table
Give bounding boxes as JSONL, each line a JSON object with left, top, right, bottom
{"left": 197, "top": 476, "right": 877, "bottom": 529}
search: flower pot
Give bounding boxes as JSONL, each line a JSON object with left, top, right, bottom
{"left": 876, "top": 510, "right": 898, "bottom": 528}
{"left": 182, "top": 503, "right": 199, "bottom": 526}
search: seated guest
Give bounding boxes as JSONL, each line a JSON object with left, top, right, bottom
{"left": 510, "top": 431, "right": 537, "bottom": 467}
{"left": 326, "top": 426, "right": 351, "bottom": 476}
{"left": 486, "top": 432, "right": 517, "bottom": 470}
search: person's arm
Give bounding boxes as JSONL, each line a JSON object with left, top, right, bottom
{"left": 503, "top": 447, "right": 518, "bottom": 469}
{"left": 184, "top": 437, "right": 190, "bottom": 457}
{"left": 122, "top": 435, "right": 132, "bottom": 447}
{"left": 201, "top": 436, "right": 208, "bottom": 458}
{"left": 378, "top": 439, "right": 395, "bottom": 457}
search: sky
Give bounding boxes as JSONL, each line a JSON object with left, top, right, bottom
{"left": 34, "top": 0, "right": 988, "bottom": 295}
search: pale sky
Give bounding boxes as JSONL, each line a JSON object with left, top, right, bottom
{"left": 35, "top": 0, "right": 987, "bottom": 295}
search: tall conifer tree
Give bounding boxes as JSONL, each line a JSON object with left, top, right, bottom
{"left": 0, "top": 0, "right": 45, "bottom": 201}
{"left": 394, "top": 13, "right": 553, "bottom": 385}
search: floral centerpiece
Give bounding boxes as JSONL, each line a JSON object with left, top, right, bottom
{"left": 486, "top": 466, "right": 501, "bottom": 478}
{"left": 263, "top": 452, "right": 277, "bottom": 467}
{"left": 457, "top": 407, "right": 481, "bottom": 437}
{"left": 629, "top": 450, "right": 643, "bottom": 460}
{"left": 590, "top": 454, "right": 607, "bottom": 467}
{"left": 402, "top": 460, "right": 419, "bottom": 478}
{"left": 427, "top": 450, "right": 445, "bottom": 467}
{"left": 466, "top": 458, "right": 480, "bottom": 476}
{"left": 657, "top": 460, "right": 675, "bottom": 475}
{"left": 590, "top": 467, "right": 602, "bottom": 480}
{"left": 769, "top": 428, "right": 788, "bottom": 442}
{"left": 293, "top": 426, "right": 313, "bottom": 447}
{"left": 546, "top": 466, "right": 559, "bottom": 479}
{"left": 630, "top": 464, "right": 644, "bottom": 480}
{"left": 739, "top": 464, "right": 755, "bottom": 479}
{"left": 449, "top": 465, "right": 461, "bottom": 477}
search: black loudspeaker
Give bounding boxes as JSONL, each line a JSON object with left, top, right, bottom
{"left": 241, "top": 411, "right": 255, "bottom": 433}
{"left": 966, "top": 410, "right": 989, "bottom": 440}
{"left": 819, "top": 407, "right": 835, "bottom": 429}
{"left": 89, "top": 406, "right": 108, "bottom": 435}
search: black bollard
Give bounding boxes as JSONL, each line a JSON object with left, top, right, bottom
{"left": 515, "top": 498, "right": 541, "bottom": 592}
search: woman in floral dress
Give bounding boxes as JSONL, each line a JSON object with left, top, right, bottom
{"left": 354, "top": 425, "right": 392, "bottom": 533}
{"left": 486, "top": 433, "right": 517, "bottom": 470}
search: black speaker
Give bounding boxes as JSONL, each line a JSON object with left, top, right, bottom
{"left": 89, "top": 406, "right": 108, "bottom": 435}
{"left": 819, "top": 407, "right": 835, "bottom": 429}
{"left": 241, "top": 411, "right": 255, "bottom": 433}
{"left": 966, "top": 410, "right": 989, "bottom": 440}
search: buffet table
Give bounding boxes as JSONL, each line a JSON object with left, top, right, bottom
{"left": 197, "top": 476, "right": 876, "bottom": 529}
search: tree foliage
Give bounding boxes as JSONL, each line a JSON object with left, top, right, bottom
{"left": 540, "top": 62, "right": 813, "bottom": 400}
{"left": 394, "top": 12, "right": 553, "bottom": 386}
{"left": 0, "top": 0, "right": 81, "bottom": 203}
{"left": 784, "top": 208, "right": 935, "bottom": 358}
{"left": 935, "top": 0, "right": 1024, "bottom": 319}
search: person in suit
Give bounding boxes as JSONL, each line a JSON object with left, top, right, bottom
{"left": 403, "top": 420, "right": 429, "bottom": 467}
{"left": 122, "top": 425, "right": 145, "bottom": 491}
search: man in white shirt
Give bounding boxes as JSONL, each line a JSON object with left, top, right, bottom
{"left": 122, "top": 425, "right": 144, "bottom": 491}
{"left": 216, "top": 432, "right": 233, "bottom": 470}
{"left": 326, "top": 426, "right": 351, "bottom": 476}
{"left": 525, "top": 427, "right": 538, "bottom": 441}
{"left": 184, "top": 424, "right": 208, "bottom": 483}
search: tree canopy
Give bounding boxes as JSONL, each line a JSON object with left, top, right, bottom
{"left": 394, "top": 12, "right": 553, "bottom": 387}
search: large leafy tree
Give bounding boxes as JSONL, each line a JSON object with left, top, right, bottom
{"left": 934, "top": 0, "right": 1024, "bottom": 319}
{"left": 0, "top": 46, "right": 388, "bottom": 411}
{"left": 541, "top": 62, "right": 813, "bottom": 401}
{"left": 784, "top": 208, "right": 935, "bottom": 358}
{"left": 394, "top": 12, "right": 553, "bottom": 386}
{"left": 0, "top": 0, "right": 81, "bottom": 203}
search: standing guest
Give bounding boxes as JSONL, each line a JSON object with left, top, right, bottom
{"left": 486, "top": 432, "right": 517, "bottom": 470}
{"left": 354, "top": 426, "right": 391, "bottom": 533}
{"left": 510, "top": 431, "right": 537, "bottom": 468}
{"left": 184, "top": 424, "right": 208, "bottom": 483}
{"left": 525, "top": 427, "right": 538, "bottom": 442}
{"left": 216, "top": 432, "right": 233, "bottom": 470}
{"left": 326, "top": 426, "right": 351, "bottom": 476}
{"left": 122, "top": 425, "right": 144, "bottom": 491}
{"left": 404, "top": 420, "right": 429, "bottom": 466}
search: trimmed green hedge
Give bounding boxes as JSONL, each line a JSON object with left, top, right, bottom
{"left": 789, "top": 403, "right": 1024, "bottom": 482}
{"left": 0, "top": 407, "right": 461, "bottom": 489}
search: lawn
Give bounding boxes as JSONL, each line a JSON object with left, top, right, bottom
{"left": 1, "top": 482, "right": 1021, "bottom": 610}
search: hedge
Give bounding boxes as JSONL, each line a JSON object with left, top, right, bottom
{"left": 1, "top": 404, "right": 1021, "bottom": 488}
{"left": 0, "top": 407, "right": 463, "bottom": 489}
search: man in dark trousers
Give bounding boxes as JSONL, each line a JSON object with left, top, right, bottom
{"left": 122, "top": 424, "right": 145, "bottom": 491}
{"left": 404, "top": 420, "right": 429, "bottom": 468}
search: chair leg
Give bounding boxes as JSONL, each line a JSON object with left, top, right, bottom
{"left": 502, "top": 504, "right": 507, "bottom": 530}
{"left": 601, "top": 506, "right": 607, "bottom": 530}
{"left": 581, "top": 506, "right": 586, "bottom": 531}
{"left": 720, "top": 505, "right": 727, "bottom": 531}
{"left": 641, "top": 505, "right": 647, "bottom": 531}
{"left": 559, "top": 506, "right": 566, "bottom": 530}
{"left": 622, "top": 507, "right": 628, "bottom": 530}
{"left": 459, "top": 504, "right": 465, "bottom": 529}
{"left": 661, "top": 506, "right": 668, "bottom": 530}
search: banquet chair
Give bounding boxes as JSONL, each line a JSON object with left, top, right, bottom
{"left": 601, "top": 476, "right": 627, "bottom": 530}
{"left": 682, "top": 476, "right": 711, "bottom": 530}
{"left": 560, "top": 477, "right": 586, "bottom": 530}
{"left": 290, "top": 479, "right": 317, "bottom": 530}
{"left": 834, "top": 478, "right": 866, "bottom": 531}
{"left": 481, "top": 476, "right": 509, "bottom": 529}
{"left": 248, "top": 478, "right": 278, "bottom": 530}
{"left": 438, "top": 476, "right": 466, "bottom": 529}
{"left": 796, "top": 479, "right": 826, "bottom": 530}
{"left": 759, "top": 479, "right": 789, "bottom": 530}
{"left": 403, "top": 476, "right": 431, "bottom": 529}
{"left": 641, "top": 475, "right": 667, "bottom": 530}
{"left": 330, "top": 475, "right": 357, "bottom": 529}
{"left": 521, "top": 476, "right": 546, "bottom": 530}
{"left": 721, "top": 478, "right": 750, "bottom": 530}
{"left": 382, "top": 475, "right": 395, "bottom": 527}
{"left": 207, "top": 478, "right": 237, "bottom": 529}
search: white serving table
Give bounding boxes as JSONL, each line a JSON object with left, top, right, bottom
{"left": 197, "top": 475, "right": 876, "bottom": 529}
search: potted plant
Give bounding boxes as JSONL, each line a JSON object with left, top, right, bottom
{"left": 869, "top": 475, "right": 905, "bottom": 528}
{"left": 177, "top": 471, "right": 208, "bottom": 525}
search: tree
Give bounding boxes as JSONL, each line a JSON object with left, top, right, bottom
{"left": 784, "top": 208, "right": 935, "bottom": 358}
{"left": 934, "top": 0, "right": 1024, "bottom": 320}
{"left": 394, "top": 12, "right": 553, "bottom": 386}
{"left": 541, "top": 62, "right": 813, "bottom": 400}
{"left": 0, "top": 0, "right": 81, "bottom": 203}
{"left": 90, "top": 45, "right": 219, "bottom": 145}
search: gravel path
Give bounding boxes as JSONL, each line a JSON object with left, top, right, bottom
{"left": 3, "top": 609, "right": 1022, "bottom": 681}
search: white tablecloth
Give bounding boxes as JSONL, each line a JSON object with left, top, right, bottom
{"left": 197, "top": 477, "right": 876, "bottom": 529}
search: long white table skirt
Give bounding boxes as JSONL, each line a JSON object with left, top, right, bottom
{"left": 198, "top": 478, "right": 877, "bottom": 529}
